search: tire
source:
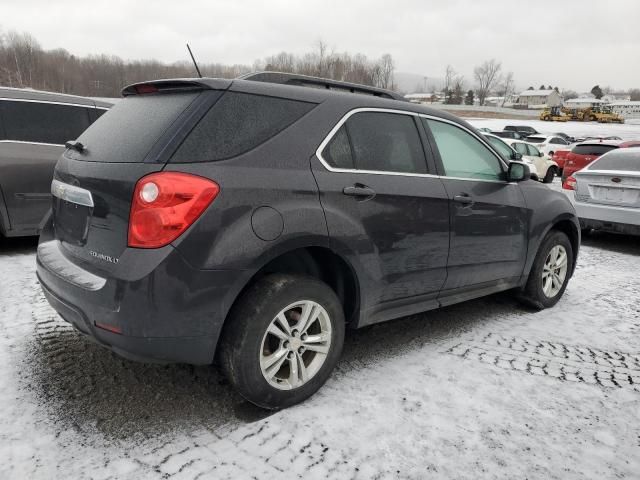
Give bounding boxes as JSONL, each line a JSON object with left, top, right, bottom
{"left": 543, "top": 167, "right": 556, "bottom": 183}
{"left": 219, "top": 274, "right": 345, "bottom": 409}
{"left": 519, "top": 230, "right": 573, "bottom": 310}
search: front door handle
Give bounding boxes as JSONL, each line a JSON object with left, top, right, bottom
{"left": 453, "top": 194, "right": 474, "bottom": 205}
{"left": 343, "top": 184, "right": 376, "bottom": 201}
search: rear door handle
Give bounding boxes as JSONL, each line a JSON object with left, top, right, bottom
{"left": 453, "top": 194, "right": 474, "bottom": 205}
{"left": 343, "top": 184, "right": 376, "bottom": 201}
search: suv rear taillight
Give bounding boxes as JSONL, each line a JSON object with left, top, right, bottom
{"left": 128, "top": 172, "right": 219, "bottom": 248}
{"left": 562, "top": 176, "right": 577, "bottom": 190}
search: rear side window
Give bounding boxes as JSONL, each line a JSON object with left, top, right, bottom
{"left": 172, "top": 92, "right": 316, "bottom": 163}
{"left": 0, "top": 100, "right": 90, "bottom": 144}
{"left": 572, "top": 144, "right": 617, "bottom": 156}
{"left": 345, "top": 112, "right": 427, "bottom": 174}
{"left": 590, "top": 152, "right": 640, "bottom": 171}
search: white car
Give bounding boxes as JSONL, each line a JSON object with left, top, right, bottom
{"left": 562, "top": 148, "right": 640, "bottom": 236}
{"left": 524, "top": 135, "right": 572, "bottom": 156}
{"left": 504, "top": 139, "right": 559, "bottom": 183}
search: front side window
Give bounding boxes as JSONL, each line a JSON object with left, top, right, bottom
{"left": 527, "top": 144, "right": 542, "bottom": 157}
{"left": 0, "top": 100, "right": 91, "bottom": 145}
{"left": 425, "top": 119, "right": 504, "bottom": 181}
{"left": 484, "top": 135, "right": 514, "bottom": 162}
{"left": 513, "top": 142, "right": 528, "bottom": 156}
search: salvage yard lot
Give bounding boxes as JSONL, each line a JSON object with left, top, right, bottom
{"left": 1, "top": 210, "right": 639, "bottom": 479}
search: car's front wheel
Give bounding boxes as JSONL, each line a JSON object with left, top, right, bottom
{"left": 520, "top": 230, "right": 573, "bottom": 310}
{"left": 219, "top": 274, "right": 344, "bottom": 409}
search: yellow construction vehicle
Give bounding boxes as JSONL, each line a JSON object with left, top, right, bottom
{"left": 540, "top": 106, "right": 569, "bottom": 122}
{"left": 585, "top": 105, "right": 625, "bottom": 124}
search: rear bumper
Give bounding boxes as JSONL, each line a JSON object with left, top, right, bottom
{"left": 572, "top": 199, "right": 640, "bottom": 235}
{"left": 36, "top": 223, "right": 245, "bottom": 365}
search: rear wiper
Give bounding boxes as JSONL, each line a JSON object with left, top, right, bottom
{"left": 65, "top": 140, "right": 85, "bottom": 153}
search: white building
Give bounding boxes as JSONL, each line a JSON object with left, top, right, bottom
{"left": 564, "top": 98, "right": 605, "bottom": 109}
{"left": 609, "top": 101, "right": 640, "bottom": 119}
{"left": 516, "top": 89, "right": 562, "bottom": 109}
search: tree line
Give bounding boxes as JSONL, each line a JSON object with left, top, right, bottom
{"left": 0, "top": 29, "right": 396, "bottom": 97}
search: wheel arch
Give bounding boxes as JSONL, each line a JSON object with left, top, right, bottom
{"left": 215, "top": 243, "right": 361, "bottom": 357}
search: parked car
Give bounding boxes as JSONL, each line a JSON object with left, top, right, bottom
{"left": 504, "top": 125, "right": 540, "bottom": 137}
{"left": 37, "top": 73, "right": 580, "bottom": 409}
{"left": 552, "top": 150, "right": 571, "bottom": 173}
{"left": 0, "top": 87, "right": 112, "bottom": 237}
{"left": 491, "top": 130, "right": 525, "bottom": 140}
{"left": 554, "top": 132, "right": 575, "bottom": 143}
{"left": 482, "top": 133, "right": 539, "bottom": 179}
{"left": 524, "top": 134, "right": 572, "bottom": 156}
{"left": 503, "top": 139, "right": 559, "bottom": 183}
{"left": 563, "top": 149, "right": 640, "bottom": 236}
{"left": 561, "top": 141, "right": 640, "bottom": 182}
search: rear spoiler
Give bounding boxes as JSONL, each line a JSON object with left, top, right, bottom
{"left": 238, "top": 71, "right": 407, "bottom": 102}
{"left": 121, "top": 78, "right": 232, "bottom": 97}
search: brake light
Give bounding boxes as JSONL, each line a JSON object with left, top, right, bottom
{"left": 128, "top": 172, "right": 219, "bottom": 248}
{"left": 563, "top": 176, "right": 577, "bottom": 190}
{"left": 134, "top": 84, "right": 158, "bottom": 94}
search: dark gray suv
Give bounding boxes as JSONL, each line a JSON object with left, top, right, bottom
{"left": 0, "top": 87, "right": 112, "bottom": 237}
{"left": 36, "top": 73, "right": 580, "bottom": 409}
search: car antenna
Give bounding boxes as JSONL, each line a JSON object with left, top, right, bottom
{"left": 186, "top": 43, "right": 203, "bottom": 78}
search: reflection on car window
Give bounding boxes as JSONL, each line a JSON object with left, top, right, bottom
{"left": 425, "top": 119, "right": 504, "bottom": 181}
{"left": 346, "top": 112, "right": 427, "bottom": 174}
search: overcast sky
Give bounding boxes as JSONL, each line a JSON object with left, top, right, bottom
{"left": 3, "top": 0, "right": 639, "bottom": 92}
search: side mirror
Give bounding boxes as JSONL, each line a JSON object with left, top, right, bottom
{"left": 513, "top": 152, "right": 523, "bottom": 160}
{"left": 508, "top": 161, "right": 531, "bottom": 182}
{"left": 539, "top": 151, "right": 544, "bottom": 157}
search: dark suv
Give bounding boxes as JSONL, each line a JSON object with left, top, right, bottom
{"left": 504, "top": 125, "right": 540, "bottom": 138}
{"left": 37, "top": 73, "right": 580, "bottom": 409}
{"left": 0, "top": 87, "right": 112, "bottom": 237}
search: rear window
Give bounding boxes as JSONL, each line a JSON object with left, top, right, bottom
{"left": 589, "top": 151, "right": 640, "bottom": 171}
{"left": 73, "top": 92, "right": 199, "bottom": 162}
{"left": 571, "top": 144, "right": 618, "bottom": 156}
{"left": 0, "top": 100, "right": 91, "bottom": 144}
{"left": 171, "top": 92, "right": 316, "bottom": 163}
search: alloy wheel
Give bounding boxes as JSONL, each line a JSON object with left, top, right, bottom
{"left": 259, "top": 300, "right": 332, "bottom": 390}
{"left": 542, "top": 245, "right": 568, "bottom": 298}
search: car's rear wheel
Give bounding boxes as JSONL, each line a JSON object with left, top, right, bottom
{"left": 519, "top": 230, "right": 573, "bottom": 310}
{"left": 219, "top": 274, "right": 344, "bottom": 409}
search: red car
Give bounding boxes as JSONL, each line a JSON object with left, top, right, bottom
{"left": 552, "top": 150, "right": 571, "bottom": 172}
{"left": 561, "top": 141, "right": 640, "bottom": 182}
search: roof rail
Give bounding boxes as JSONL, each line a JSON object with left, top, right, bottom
{"left": 238, "top": 71, "right": 407, "bottom": 102}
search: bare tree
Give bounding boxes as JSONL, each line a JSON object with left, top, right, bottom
{"left": 499, "top": 71, "right": 514, "bottom": 106}
{"left": 474, "top": 59, "right": 502, "bottom": 106}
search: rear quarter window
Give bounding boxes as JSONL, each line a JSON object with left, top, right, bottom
{"left": 572, "top": 144, "right": 617, "bottom": 156}
{"left": 171, "top": 92, "right": 316, "bottom": 163}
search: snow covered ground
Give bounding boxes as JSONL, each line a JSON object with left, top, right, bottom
{"left": 467, "top": 118, "right": 640, "bottom": 141}
{"left": 2, "top": 116, "right": 640, "bottom": 479}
